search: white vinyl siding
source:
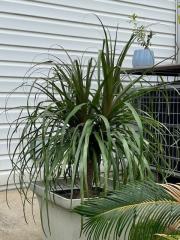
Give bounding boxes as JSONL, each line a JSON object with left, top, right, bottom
{"left": 0, "top": 0, "right": 177, "bottom": 188}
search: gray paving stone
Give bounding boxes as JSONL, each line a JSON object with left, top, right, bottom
{"left": 0, "top": 190, "right": 42, "bottom": 240}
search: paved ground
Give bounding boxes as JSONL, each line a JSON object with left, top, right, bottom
{"left": 0, "top": 190, "right": 42, "bottom": 240}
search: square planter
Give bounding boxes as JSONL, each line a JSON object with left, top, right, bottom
{"left": 32, "top": 183, "right": 86, "bottom": 240}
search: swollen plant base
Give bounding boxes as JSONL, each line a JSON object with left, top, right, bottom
{"left": 33, "top": 183, "right": 85, "bottom": 240}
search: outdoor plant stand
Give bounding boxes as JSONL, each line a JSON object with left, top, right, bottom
{"left": 125, "top": 63, "right": 180, "bottom": 178}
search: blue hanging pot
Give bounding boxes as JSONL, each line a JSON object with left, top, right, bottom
{"left": 132, "top": 48, "right": 154, "bottom": 68}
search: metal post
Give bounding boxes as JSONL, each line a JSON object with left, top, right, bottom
{"left": 177, "top": 0, "right": 180, "bottom": 62}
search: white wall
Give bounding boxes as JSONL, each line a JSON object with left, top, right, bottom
{"left": 0, "top": 0, "right": 177, "bottom": 189}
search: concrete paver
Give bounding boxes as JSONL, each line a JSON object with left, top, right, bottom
{"left": 0, "top": 190, "right": 42, "bottom": 240}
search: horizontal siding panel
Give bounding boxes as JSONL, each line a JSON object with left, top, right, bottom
{"left": 0, "top": 156, "right": 12, "bottom": 171}
{"left": 0, "top": 48, "right": 98, "bottom": 64}
{"left": 0, "top": 110, "right": 28, "bottom": 124}
{"left": 0, "top": 56, "right": 175, "bottom": 78}
{"left": 0, "top": 13, "right": 175, "bottom": 36}
{"left": 0, "top": 141, "right": 18, "bottom": 155}
{"left": 111, "top": 0, "right": 176, "bottom": 10}
{"left": 0, "top": 170, "right": 30, "bottom": 190}
{"left": 0, "top": 22, "right": 175, "bottom": 47}
{"left": 14, "top": 0, "right": 176, "bottom": 21}
{"left": 1, "top": 1, "right": 175, "bottom": 24}
{"left": 0, "top": 77, "right": 66, "bottom": 93}
{"left": 0, "top": 31, "right": 103, "bottom": 52}
{"left": 31, "top": 0, "right": 176, "bottom": 10}
{"left": 0, "top": 78, "right": 33, "bottom": 93}
{"left": 0, "top": 33, "right": 175, "bottom": 60}
{"left": 0, "top": 63, "right": 51, "bottom": 77}
{"left": 0, "top": 125, "right": 23, "bottom": 140}
{"left": 0, "top": 46, "right": 174, "bottom": 66}
{"left": 0, "top": 94, "right": 47, "bottom": 108}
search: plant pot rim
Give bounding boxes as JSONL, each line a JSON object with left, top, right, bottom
{"left": 30, "top": 181, "right": 81, "bottom": 209}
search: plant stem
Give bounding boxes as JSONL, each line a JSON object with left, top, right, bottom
{"left": 87, "top": 159, "right": 94, "bottom": 193}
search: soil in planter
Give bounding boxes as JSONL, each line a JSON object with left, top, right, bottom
{"left": 53, "top": 187, "right": 104, "bottom": 199}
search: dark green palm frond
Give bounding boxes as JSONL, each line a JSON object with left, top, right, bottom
{"left": 74, "top": 181, "right": 180, "bottom": 240}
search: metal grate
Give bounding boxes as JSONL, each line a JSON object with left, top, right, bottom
{"left": 139, "top": 86, "right": 180, "bottom": 173}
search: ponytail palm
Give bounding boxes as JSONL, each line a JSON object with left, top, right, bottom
{"left": 7, "top": 21, "right": 168, "bottom": 202}
{"left": 74, "top": 181, "right": 180, "bottom": 240}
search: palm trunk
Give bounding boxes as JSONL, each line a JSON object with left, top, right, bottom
{"left": 87, "top": 159, "right": 94, "bottom": 193}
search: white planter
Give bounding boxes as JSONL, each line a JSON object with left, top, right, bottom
{"left": 33, "top": 183, "right": 86, "bottom": 240}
